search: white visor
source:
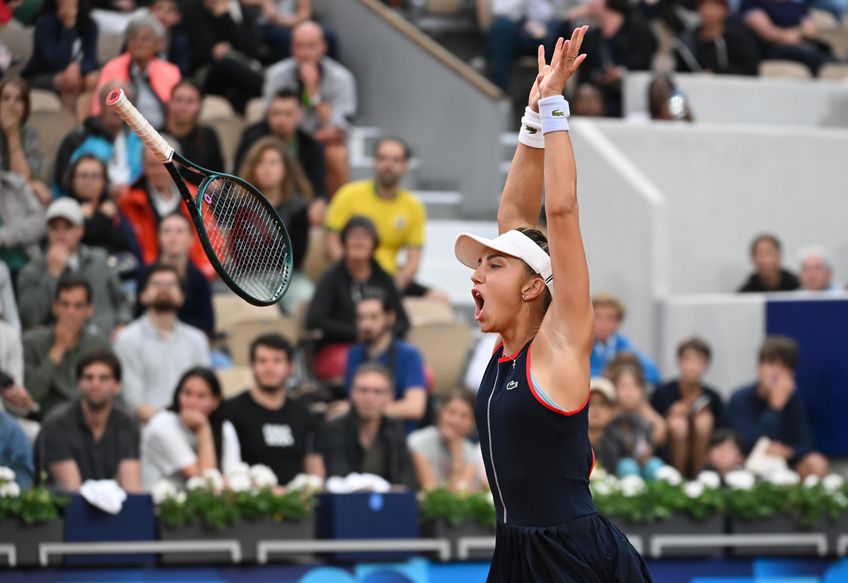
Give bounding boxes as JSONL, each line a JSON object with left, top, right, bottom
{"left": 455, "top": 229, "right": 553, "bottom": 296}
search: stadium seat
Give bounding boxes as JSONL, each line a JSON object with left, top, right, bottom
{"left": 199, "top": 95, "right": 235, "bottom": 121}
{"left": 407, "top": 322, "right": 472, "bottom": 394}
{"left": 425, "top": 0, "right": 464, "bottom": 13}
{"left": 30, "top": 89, "right": 62, "bottom": 112}
{"left": 216, "top": 366, "right": 254, "bottom": 398}
{"left": 226, "top": 317, "right": 300, "bottom": 366}
{"left": 206, "top": 117, "right": 245, "bottom": 173}
{"left": 303, "top": 226, "right": 331, "bottom": 283}
{"left": 29, "top": 109, "right": 77, "bottom": 182}
{"left": 97, "top": 32, "right": 124, "bottom": 65}
{"left": 759, "top": 60, "right": 813, "bottom": 79}
{"left": 245, "top": 98, "right": 265, "bottom": 125}
{"left": 819, "top": 63, "right": 848, "bottom": 80}
{"left": 403, "top": 297, "right": 455, "bottom": 326}
{"left": 212, "top": 292, "right": 283, "bottom": 337}
{"left": 0, "top": 20, "right": 33, "bottom": 74}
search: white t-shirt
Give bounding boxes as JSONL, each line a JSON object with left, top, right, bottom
{"left": 141, "top": 410, "right": 241, "bottom": 491}
{"left": 407, "top": 426, "right": 479, "bottom": 487}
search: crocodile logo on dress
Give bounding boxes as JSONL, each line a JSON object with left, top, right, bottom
{"left": 506, "top": 380, "right": 518, "bottom": 391}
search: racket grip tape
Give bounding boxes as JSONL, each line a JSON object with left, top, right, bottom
{"left": 105, "top": 88, "right": 174, "bottom": 163}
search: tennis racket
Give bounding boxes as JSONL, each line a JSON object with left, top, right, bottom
{"left": 106, "top": 88, "right": 292, "bottom": 306}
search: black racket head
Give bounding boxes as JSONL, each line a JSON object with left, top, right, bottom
{"left": 194, "top": 172, "right": 294, "bottom": 306}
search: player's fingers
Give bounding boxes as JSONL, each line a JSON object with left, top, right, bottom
{"left": 570, "top": 53, "right": 588, "bottom": 72}
{"left": 551, "top": 37, "right": 564, "bottom": 64}
{"left": 537, "top": 44, "right": 546, "bottom": 73}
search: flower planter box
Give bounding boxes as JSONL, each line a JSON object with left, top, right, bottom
{"left": 824, "top": 515, "right": 848, "bottom": 556}
{"left": 611, "top": 514, "right": 725, "bottom": 558}
{"left": 0, "top": 519, "right": 64, "bottom": 567}
{"left": 421, "top": 518, "right": 496, "bottom": 560}
{"left": 729, "top": 516, "right": 829, "bottom": 557}
{"left": 159, "top": 517, "right": 314, "bottom": 565}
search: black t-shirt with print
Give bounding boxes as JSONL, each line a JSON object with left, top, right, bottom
{"left": 224, "top": 391, "right": 317, "bottom": 485}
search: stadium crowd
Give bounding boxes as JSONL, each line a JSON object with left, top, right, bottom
{"left": 0, "top": 0, "right": 841, "bottom": 500}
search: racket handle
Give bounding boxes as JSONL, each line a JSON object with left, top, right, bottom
{"left": 105, "top": 88, "right": 174, "bottom": 163}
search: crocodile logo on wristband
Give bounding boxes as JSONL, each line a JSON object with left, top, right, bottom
{"left": 525, "top": 126, "right": 538, "bottom": 134}
{"left": 551, "top": 110, "right": 566, "bottom": 118}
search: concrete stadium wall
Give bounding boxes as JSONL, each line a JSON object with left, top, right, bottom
{"left": 624, "top": 72, "right": 848, "bottom": 128}
{"left": 316, "top": 0, "right": 510, "bottom": 218}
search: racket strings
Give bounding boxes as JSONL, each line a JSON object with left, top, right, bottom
{"left": 201, "top": 177, "right": 291, "bottom": 303}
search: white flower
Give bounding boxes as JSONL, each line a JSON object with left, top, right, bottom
{"left": 696, "top": 470, "right": 721, "bottom": 489}
{"left": 175, "top": 491, "right": 187, "bottom": 504}
{"left": 202, "top": 468, "right": 225, "bottom": 492}
{"left": 151, "top": 480, "right": 178, "bottom": 504}
{"left": 249, "top": 464, "right": 279, "bottom": 489}
{"left": 803, "top": 475, "right": 820, "bottom": 488}
{"left": 683, "top": 481, "right": 705, "bottom": 499}
{"left": 186, "top": 477, "right": 207, "bottom": 491}
{"left": 590, "top": 466, "right": 609, "bottom": 482}
{"left": 0, "top": 466, "right": 15, "bottom": 483}
{"left": 655, "top": 465, "right": 683, "bottom": 486}
{"left": 228, "top": 473, "right": 252, "bottom": 493}
{"left": 833, "top": 493, "right": 848, "bottom": 508}
{"left": 767, "top": 469, "right": 800, "bottom": 487}
{"left": 286, "top": 473, "right": 322, "bottom": 492}
{"left": 823, "top": 474, "right": 845, "bottom": 493}
{"left": 592, "top": 479, "right": 616, "bottom": 497}
{"left": 226, "top": 462, "right": 250, "bottom": 479}
{"left": 0, "top": 481, "right": 20, "bottom": 497}
{"left": 619, "top": 475, "right": 646, "bottom": 497}
{"left": 725, "top": 470, "right": 756, "bottom": 491}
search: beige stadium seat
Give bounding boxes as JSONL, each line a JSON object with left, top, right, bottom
{"left": 207, "top": 117, "right": 245, "bottom": 173}
{"left": 759, "top": 60, "right": 812, "bottom": 79}
{"left": 245, "top": 98, "right": 265, "bottom": 125}
{"left": 403, "top": 297, "right": 455, "bottom": 326}
{"left": 407, "top": 322, "right": 472, "bottom": 394}
{"left": 200, "top": 95, "right": 235, "bottom": 121}
{"left": 819, "top": 63, "right": 848, "bottom": 80}
{"left": 0, "top": 20, "right": 33, "bottom": 72}
{"left": 30, "top": 89, "right": 62, "bottom": 112}
{"left": 426, "top": 0, "right": 464, "bottom": 13}
{"left": 217, "top": 366, "right": 253, "bottom": 398}
{"left": 226, "top": 317, "right": 300, "bottom": 366}
{"left": 303, "top": 226, "right": 331, "bottom": 283}
{"left": 213, "top": 293, "right": 282, "bottom": 336}
{"left": 98, "top": 32, "right": 124, "bottom": 64}
{"left": 29, "top": 109, "right": 77, "bottom": 182}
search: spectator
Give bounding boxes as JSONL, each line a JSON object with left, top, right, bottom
{"left": 18, "top": 198, "right": 130, "bottom": 334}
{"left": 135, "top": 213, "right": 214, "bottom": 336}
{"left": 587, "top": 377, "right": 616, "bottom": 454}
{"left": 651, "top": 337, "right": 723, "bottom": 477}
{"left": 0, "top": 407, "right": 35, "bottom": 488}
{"left": 257, "top": 0, "right": 323, "bottom": 61}
{"left": 598, "top": 363, "right": 666, "bottom": 480}
{"left": 705, "top": 429, "right": 745, "bottom": 478}
{"left": 114, "top": 264, "right": 210, "bottom": 423}
{"left": 572, "top": 83, "right": 605, "bottom": 117}
{"left": 673, "top": 0, "right": 760, "bottom": 76}
{"left": 54, "top": 82, "right": 144, "bottom": 197}
{"left": 22, "top": 0, "right": 99, "bottom": 115}
{"left": 737, "top": 233, "right": 799, "bottom": 292}
{"left": 342, "top": 292, "right": 426, "bottom": 430}
{"left": 724, "top": 336, "right": 829, "bottom": 479}
{"left": 579, "top": 0, "right": 657, "bottom": 117}
{"left": 647, "top": 75, "right": 695, "bottom": 122}
{"left": 741, "top": 0, "right": 833, "bottom": 76}
{"left": 0, "top": 307, "right": 21, "bottom": 382}
{"left": 224, "top": 334, "right": 324, "bottom": 485}
{"left": 23, "top": 276, "right": 110, "bottom": 417}
{"left": 408, "top": 390, "right": 479, "bottom": 492}
{"left": 797, "top": 246, "right": 840, "bottom": 292}
{"left": 149, "top": 0, "right": 191, "bottom": 76}
{"left": 91, "top": 0, "right": 137, "bottom": 35}
{"left": 0, "top": 171, "right": 45, "bottom": 277}
{"left": 320, "top": 362, "right": 416, "bottom": 489}
{"left": 263, "top": 20, "right": 356, "bottom": 195}
{"left": 0, "top": 262, "right": 19, "bottom": 333}
{"left": 0, "top": 368, "right": 37, "bottom": 440}
{"left": 237, "top": 137, "right": 315, "bottom": 312}
{"left": 65, "top": 154, "right": 138, "bottom": 260}
{"left": 326, "top": 138, "right": 445, "bottom": 302}
{"left": 141, "top": 366, "right": 241, "bottom": 490}
{"left": 590, "top": 293, "right": 661, "bottom": 384}
{"left": 0, "top": 79, "right": 45, "bottom": 192}
{"left": 165, "top": 81, "right": 224, "bottom": 177}
{"left": 37, "top": 349, "right": 141, "bottom": 492}
{"left": 119, "top": 141, "right": 215, "bottom": 279}
{"left": 306, "top": 216, "right": 410, "bottom": 381}
{"left": 91, "top": 11, "right": 181, "bottom": 130}
{"left": 477, "top": 0, "right": 563, "bottom": 90}
{"left": 234, "top": 89, "right": 326, "bottom": 201}
{"left": 181, "top": 0, "right": 264, "bottom": 114}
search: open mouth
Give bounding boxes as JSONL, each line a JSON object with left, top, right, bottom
{"left": 472, "top": 289, "right": 485, "bottom": 321}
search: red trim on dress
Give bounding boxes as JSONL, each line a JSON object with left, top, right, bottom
{"left": 497, "top": 344, "right": 523, "bottom": 363}
{"left": 525, "top": 344, "right": 590, "bottom": 416}
{"left": 590, "top": 447, "right": 596, "bottom": 478}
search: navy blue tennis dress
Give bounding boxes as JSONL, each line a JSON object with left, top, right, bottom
{"left": 477, "top": 339, "right": 652, "bottom": 582}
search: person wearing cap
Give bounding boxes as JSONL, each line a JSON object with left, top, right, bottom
{"left": 306, "top": 215, "right": 410, "bottom": 381}
{"left": 453, "top": 29, "right": 649, "bottom": 582}
{"left": 17, "top": 197, "right": 130, "bottom": 335}
{"left": 672, "top": 0, "right": 760, "bottom": 76}
{"left": 588, "top": 377, "right": 616, "bottom": 454}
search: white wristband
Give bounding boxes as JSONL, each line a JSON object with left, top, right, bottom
{"left": 539, "top": 95, "right": 570, "bottom": 134}
{"left": 518, "top": 107, "right": 544, "bottom": 149}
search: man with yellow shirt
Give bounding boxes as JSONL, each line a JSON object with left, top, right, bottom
{"left": 325, "top": 138, "right": 446, "bottom": 302}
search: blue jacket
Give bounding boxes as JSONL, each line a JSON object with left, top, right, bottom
{"left": 0, "top": 410, "right": 34, "bottom": 489}
{"left": 590, "top": 332, "right": 661, "bottom": 385}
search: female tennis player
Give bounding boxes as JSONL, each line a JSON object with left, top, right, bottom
{"left": 455, "top": 27, "right": 652, "bottom": 582}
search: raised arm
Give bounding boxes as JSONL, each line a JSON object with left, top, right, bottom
{"left": 532, "top": 28, "right": 595, "bottom": 410}
{"left": 497, "top": 46, "right": 549, "bottom": 234}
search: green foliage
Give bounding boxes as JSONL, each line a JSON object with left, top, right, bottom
{"left": 0, "top": 485, "right": 68, "bottom": 525}
{"left": 158, "top": 488, "right": 316, "bottom": 530}
{"left": 419, "top": 487, "right": 496, "bottom": 529}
